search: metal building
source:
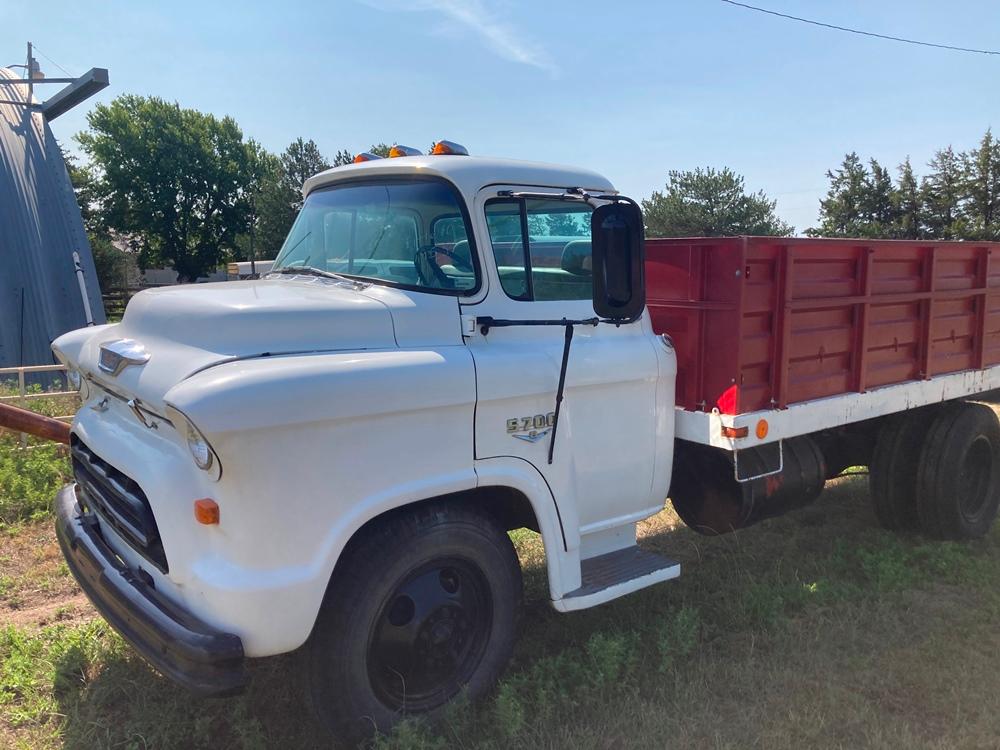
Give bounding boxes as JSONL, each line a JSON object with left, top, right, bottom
{"left": 0, "top": 59, "right": 108, "bottom": 369}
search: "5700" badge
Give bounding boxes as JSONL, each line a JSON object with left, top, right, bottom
{"left": 506, "top": 413, "right": 556, "bottom": 443}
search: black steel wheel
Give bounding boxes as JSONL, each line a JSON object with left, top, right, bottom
{"left": 367, "top": 557, "right": 493, "bottom": 711}
{"left": 869, "top": 408, "right": 937, "bottom": 531}
{"left": 916, "top": 402, "right": 1000, "bottom": 540}
{"left": 303, "top": 502, "right": 522, "bottom": 743}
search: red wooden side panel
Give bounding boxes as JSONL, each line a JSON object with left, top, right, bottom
{"left": 645, "top": 239, "right": 743, "bottom": 412}
{"left": 645, "top": 237, "right": 1000, "bottom": 415}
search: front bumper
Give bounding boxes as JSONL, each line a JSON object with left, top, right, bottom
{"left": 54, "top": 483, "right": 246, "bottom": 696}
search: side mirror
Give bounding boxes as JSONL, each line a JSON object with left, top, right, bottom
{"left": 591, "top": 201, "right": 645, "bottom": 322}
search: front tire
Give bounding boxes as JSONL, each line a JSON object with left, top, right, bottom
{"left": 304, "top": 502, "right": 522, "bottom": 743}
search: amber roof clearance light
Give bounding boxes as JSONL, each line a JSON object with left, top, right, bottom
{"left": 388, "top": 144, "right": 422, "bottom": 158}
{"left": 431, "top": 140, "right": 469, "bottom": 156}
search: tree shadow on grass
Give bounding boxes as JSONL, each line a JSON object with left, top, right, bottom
{"left": 54, "top": 646, "right": 336, "bottom": 750}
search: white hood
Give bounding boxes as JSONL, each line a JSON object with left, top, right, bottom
{"left": 55, "top": 277, "right": 463, "bottom": 412}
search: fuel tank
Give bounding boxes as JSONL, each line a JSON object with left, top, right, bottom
{"left": 669, "top": 437, "right": 827, "bottom": 535}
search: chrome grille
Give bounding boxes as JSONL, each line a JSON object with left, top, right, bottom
{"left": 70, "top": 435, "right": 168, "bottom": 572}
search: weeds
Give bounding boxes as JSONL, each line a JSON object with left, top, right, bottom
{"left": 0, "top": 443, "right": 70, "bottom": 527}
{"left": 656, "top": 606, "right": 699, "bottom": 672}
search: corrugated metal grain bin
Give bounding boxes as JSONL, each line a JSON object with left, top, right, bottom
{"left": 0, "top": 66, "right": 105, "bottom": 369}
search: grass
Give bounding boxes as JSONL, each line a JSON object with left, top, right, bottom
{"left": 2, "top": 437, "right": 1000, "bottom": 748}
{"left": 0, "top": 382, "right": 75, "bottom": 528}
{"left": 0, "top": 445, "right": 71, "bottom": 528}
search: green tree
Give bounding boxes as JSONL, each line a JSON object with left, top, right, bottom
{"left": 254, "top": 138, "right": 329, "bottom": 258}
{"left": 811, "top": 153, "right": 875, "bottom": 237}
{"left": 893, "top": 158, "right": 923, "bottom": 239}
{"left": 922, "top": 146, "right": 966, "bottom": 240}
{"left": 77, "top": 95, "right": 264, "bottom": 282}
{"left": 64, "top": 151, "right": 127, "bottom": 291}
{"left": 254, "top": 141, "right": 398, "bottom": 259}
{"left": 864, "top": 159, "right": 897, "bottom": 236}
{"left": 811, "top": 154, "right": 906, "bottom": 238}
{"left": 280, "top": 138, "right": 331, "bottom": 211}
{"left": 960, "top": 130, "right": 1000, "bottom": 240}
{"left": 332, "top": 148, "right": 354, "bottom": 167}
{"left": 642, "top": 167, "right": 792, "bottom": 237}
{"left": 235, "top": 147, "right": 281, "bottom": 261}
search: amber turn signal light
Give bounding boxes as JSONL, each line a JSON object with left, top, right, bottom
{"left": 721, "top": 425, "right": 749, "bottom": 439}
{"left": 194, "top": 498, "right": 220, "bottom": 525}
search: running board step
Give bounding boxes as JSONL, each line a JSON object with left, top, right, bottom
{"left": 556, "top": 546, "right": 680, "bottom": 612}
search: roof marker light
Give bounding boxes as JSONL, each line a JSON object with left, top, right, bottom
{"left": 431, "top": 140, "right": 469, "bottom": 156}
{"left": 388, "top": 144, "right": 422, "bottom": 158}
{"left": 353, "top": 152, "right": 383, "bottom": 164}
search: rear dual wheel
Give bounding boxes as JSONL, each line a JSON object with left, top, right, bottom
{"left": 915, "top": 402, "right": 1000, "bottom": 540}
{"left": 869, "top": 408, "right": 937, "bottom": 531}
{"left": 870, "top": 402, "right": 1000, "bottom": 540}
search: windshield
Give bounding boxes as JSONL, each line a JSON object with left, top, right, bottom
{"left": 271, "top": 178, "right": 479, "bottom": 294}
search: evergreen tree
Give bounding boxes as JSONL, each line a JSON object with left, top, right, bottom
{"left": 893, "top": 158, "right": 923, "bottom": 239}
{"left": 865, "top": 159, "right": 897, "bottom": 236}
{"left": 810, "top": 153, "right": 872, "bottom": 237}
{"left": 332, "top": 149, "right": 354, "bottom": 167}
{"left": 642, "top": 167, "right": 792, "bottom": 237}
{"left": 960, "top": 130, "right": 1000, "bottom": 240}
{"left": 280, "top": 138, "right": 330, "bottom": 213}
{"left": 922, "top": 146, "right": 965, "bottom": 239}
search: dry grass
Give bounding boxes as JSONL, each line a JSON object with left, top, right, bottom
{"left": 0, "top": 522, "right": 88, "bottom": 629}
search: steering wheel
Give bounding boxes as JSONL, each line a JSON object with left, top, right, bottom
{"left": 413, "top": 246, "right": 473, "bottom": 288}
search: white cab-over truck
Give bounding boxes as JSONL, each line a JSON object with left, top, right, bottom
{"left": 53, "top": 147, "right": 1000, "bottom": 741}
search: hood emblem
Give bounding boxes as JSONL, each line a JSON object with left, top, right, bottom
{"left": 98, "top": 339, "right": 150, "bottom": 376}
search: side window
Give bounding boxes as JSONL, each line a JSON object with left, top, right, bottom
{"left": 485, "top": 198, "right": 593, "bottom": 301}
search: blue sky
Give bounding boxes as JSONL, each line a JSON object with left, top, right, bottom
{"left": 4, "top": 0, "right": 998, "bottom": 230}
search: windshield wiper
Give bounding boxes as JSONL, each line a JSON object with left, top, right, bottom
{"left": 269, "top": 265, "right": 368, "bottom": 287}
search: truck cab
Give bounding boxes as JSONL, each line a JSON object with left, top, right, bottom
{"left": 52, "top": 151, "right": 678, "bottom": 740}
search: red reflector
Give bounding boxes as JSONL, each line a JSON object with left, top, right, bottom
{"left": 194, "top": 498, "right": 220, "bottom": 525}
{"left": 716, "top": 384, "right": 738, "bottom": 415}
{"left": 721, "top": 425, "right": 749, "bottom": 439}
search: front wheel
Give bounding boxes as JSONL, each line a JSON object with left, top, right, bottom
{"left": 304, "top": 503, "right": 522, "bottom": 743}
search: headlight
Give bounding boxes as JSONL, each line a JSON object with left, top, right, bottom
{"left": 66, "top": 369, "right": 82, "bottom": 390}
{"left": 164, "top": 405, "right": 220, "bottom": 475}
{"left": 186, "top": 423, "right": 214, "bottom": 471}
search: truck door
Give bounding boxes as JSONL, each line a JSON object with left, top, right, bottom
{"left": 463, "top": 191, "right": 673, "bottom": 542}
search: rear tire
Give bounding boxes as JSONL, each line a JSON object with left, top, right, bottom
{"left": 304, "top": 502, "right": 522, "bottom": 743}
{"left": 869, "top": 408, "right": 936, "bottom": 531}
{"left": 915, "top": 402, "right": 1000, "bottom": 540}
